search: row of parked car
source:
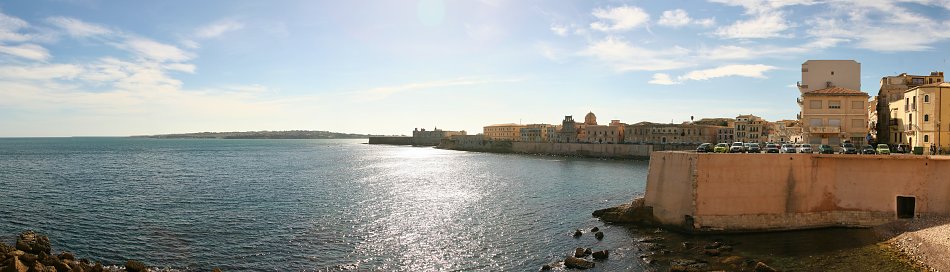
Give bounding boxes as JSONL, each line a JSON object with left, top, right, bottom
{"left": 696, "top": 142, "right": 899, "bottom": 155}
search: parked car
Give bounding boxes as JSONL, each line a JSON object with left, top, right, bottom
{"left": 780, "top": 144, "right": 797, "bottom": 153}
{"left": 714, "top": 143, "right": 729, "bottom": 153}
{"left": 894, "top": 144, "right": 909, "bottom": 154}
{"left": 764, "top": 143, "right": 780, "bottom": 153}
{"left": 818, "top": 144, "right": 835, "bottom": 154}
{"left": 861, "top": 145, "right": 876, "bottom": 154}
{"left": 840, "top": 143, "right": 858, "bottom": 154}
{"left": 729, "top": 142, "right": 745, "bottom": 153}
{"left": 696, "top": 143, "right": 713, "bottom": 153}
{"left": 877, "top": 144, "right": 891, "bottom": 155}
{"left": 798, "top": 144, "right": 814, "bottom": 153}
{"left": 747, "top": 143, "right": 762, "bottom": 153}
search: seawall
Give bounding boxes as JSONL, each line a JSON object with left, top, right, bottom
{"left": 368, "top": 136, "right": 412, "bottom": 145}
{"left": 440, "top": 140, "right": 697, "bottom": 159}
{"left": 643, "top": 152, "right": 950, "bottom": 232}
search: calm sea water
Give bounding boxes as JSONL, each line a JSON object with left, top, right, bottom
{"left": 0, "top": 138, "right": 650, "bottom": 271}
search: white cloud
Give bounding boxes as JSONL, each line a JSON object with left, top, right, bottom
{"left": 678, "top": 64, "right": 776, "bottom": 81}
{"left": 579, "top": 37, "right": 692, "bottom": 71}
{"left": 0, "top": 43, "right": 50, "bottom": 61}
{"left": 649, "top": 73, "right": 680, "bottom": 85}
{"left": 194, "top": 20, "right": 244, "bottom": 39}
{"left": 163, "top": 63, "right": 196, "bottom": 73}
{"left": 550, "top": 24, "right": 568, "bottom": 36}
{"left": 120, "top": 37, "right": 192, "bottom": 62}
{"left": 46, "top": 16, "right": 112, "bottom": 37}
{"left": 695, "top": 18, "right": 716, "bottom": 28}
{"left": 0, "top": 11, "right": 33, "bottom": 42}
{"left": 714, "top": 11, "right": 790, "bottom": 38}
{"left": 590, "top": 6, "right": 650, "bottom": 32}
{"left": 0, "top": 64, "right": 83, "bottom": 80}
{"left": 658, "top": 9, "right": 691, "bottom": 27}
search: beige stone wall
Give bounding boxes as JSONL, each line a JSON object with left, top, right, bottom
{"left": 645, "top": 152, "right": 950, "bottom": 232}
{"left": 511, "top": 142, "right": 651, "bottom": 158}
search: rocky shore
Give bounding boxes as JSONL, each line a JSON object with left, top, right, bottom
{"left": 592, "top": 198, "right": 932, "bottom": 271}
{"left": 0, "top": 230, "right": 221, "bottom": 272}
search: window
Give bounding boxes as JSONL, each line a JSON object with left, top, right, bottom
{"left": 802, "top": 68, "right": 808, "bottom": 72}
{"left": 831, "top": 71, "right": 835, "bottom": 75}
{"left": 852, "top": 119, "right": 864, "bottom": 128}
{"left": 829, "top": 119, "right": 841, "bottom": 126}
{"left": 810, "top": 100, "right": 822, "bottom": 109}
{"left": 810, "top": 118, "right": 822, "bottom": 127}
{"left": 925, "top": 95, "right": 930, "bottom": 103}
{"left": 913, "top": 78, "right": 924, "bottom": 85}
{"left": 829, "top": 101, "right": 841, "bottom": 109}
{"left": 925, "top": 135, "right": 930, "bottom": 142}
{"left": 852, "top": 101, "right": 864, "bottom": 109}
{"left": 925, "top": 115, "right": 930, "bottom": 122}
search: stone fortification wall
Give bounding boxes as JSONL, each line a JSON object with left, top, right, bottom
{"left": 645, "top": 152, "right": 950, "bottom": 232}
{"left": 368, "top": 136, "right": 412, "bottom": 145}
{"left": 512, "top": 142, "right": 652, "bottom": 158}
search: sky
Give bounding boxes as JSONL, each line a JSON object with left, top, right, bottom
{"left": 2, "top": 0, "right": 950, "bottom": 136}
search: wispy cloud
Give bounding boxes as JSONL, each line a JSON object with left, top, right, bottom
{"left": 46, "top": 16, "right": 112, "bottom": 37}
{"left": 0, "top": 43, "right": 50, "bottom": 61}
{"left": 0, "top": 64, "right": 83, "bottom": 80}
{"left": 658, "top": 9, "right": 691, "bottom": 27}
{"left": 119, "top": 37, "right": 193, "bottom": 62}
{"left": 647, "top": 64, "right": 777, "bottom": 85}
{"left": 579, "top": 37, "right": 692, "bottom": 72}
{"left": 194, "top": 19, "right": 244, "bottom": 39}
{"left": 590, "top": 6, "right": 650, "bottom": 32}
{"left": 0, "top": 11, "right": 33, "bottom": 42}
{"left": 649, "top": 73, "right": 680, "bottom": 85}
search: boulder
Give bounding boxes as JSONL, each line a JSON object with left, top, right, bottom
{"left": 584, "top": 248, "right": 592, "bottom": 256}
{"left": 212, "top": 268, "right": 223, "bottom": 272}
{"left": 573, "top": 229, "right": 583, "bottom": 238}
{"left": 592, "top": 250, "right": 609, "bottom": 260}
{"left": 28, "top": 261, "right": 47, "bottom": 272}
{"left": 719, "top": 245, "right": 733, "bottom": 252}
{"left": 563, "top": 256, "right": 595, "bottom": 269}
{"left": 573, "top": 247, "right": 588, "bottom": 258}
{"left": 539, "top": 264, "right": 551, "bottom": 270}
{"left": 2, "top": 256, "right": 28, "bottom": 272}
{"left": 594, "top": 232, "right": 604, "bottom": 240}
{"left": 753, "top": 262, "right": 777, "bottom": 272}
{"left": 57, "top": 252, "right": 74, "bottom": 261}
{"left": 703, "top": 248, "right": 720, "bottom": 256}
{"left": 125, "top": 260, "right": 146, "bottom": 272}
{"left": 15, "top": 231, "right": 50, "bottom": 255}
{"left": 590, "top": 227, "right": 599, "bottom": 232}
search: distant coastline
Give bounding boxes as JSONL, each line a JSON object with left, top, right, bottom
{"left": 132, "top": 130, "right": 390, "bottom": 139}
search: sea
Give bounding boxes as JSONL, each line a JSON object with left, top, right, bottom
{"left": 0, "top": 138, "right": 917, "bottom": 271}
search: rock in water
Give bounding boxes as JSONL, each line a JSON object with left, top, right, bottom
{"left": 15, "top": 231, "right": 50, "bottom": 255}
{"left": 574, "top": 247, "right": 588, "bottom": 257}
{"left": 584, "top": 248, "right": 592, "bottom": 256}
{"left": 573, "top": 229, "right": 583, "bottom": 237}
{"left": 57, "top": 252, "right": 75, "bottom": 261}
{"left": 590, "top": 227, "right": 599, "bottom": 232}
{"left": 594, "top": 231, "right": 604, "bottom": 240}
{"left": 754, "top": 261, "right": 777, "bottom": 272}
{"left": 564, "top": 256, "right": 595, "bottom": 269}
{"left": 212, "top": 268, "right": 223, "bottom": 272}
{"left": 125, "top": 260, "right": 146, "bottom": 272}
{"left": 592, "top": 250, "right": 609, "bottom": 260}
{"left": 539, "top": 264, "right": 551, "bottom": 270}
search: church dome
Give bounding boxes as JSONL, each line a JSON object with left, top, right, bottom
{"left": 584, "top": 112, "right": 597, "bottom": 125}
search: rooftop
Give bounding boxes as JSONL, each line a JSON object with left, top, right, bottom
{"left": 803, "top": 86, "right": 868, "bottom": 96}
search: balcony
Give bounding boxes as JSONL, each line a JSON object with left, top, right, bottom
{"left": 797, "top": 97, "right": 803, "bottom": 105}
{"left": 808, "top": 126, "right": 841, "bottom": 134}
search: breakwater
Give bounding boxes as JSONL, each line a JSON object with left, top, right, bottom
{"left": 439, "top": 140, "right": 697, "bottom": 159}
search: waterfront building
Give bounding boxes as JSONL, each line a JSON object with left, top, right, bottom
{"left": 553, "top": 116, "right": 579, "bottom": 143}
{"left": 412, "top": 127, "right": 466, "bottom": 146}
{"left": 799, "top": 87, "right": 870, "bottom": 146}
{"left": 887, "top": 82, "right": 950, "bottom": 150}
{"left": 768, "top": 120, "right": 803, "bottom": 143}
{"left": 874, "top": 72, "right": 945, "bottom": 144}
{"left": 733, "top": 115, "right": 768, "bottom": 143}
{"left": 483, "top": 123, "right": 526, "bottom": 141}
{"left": 797, "top": 60, "right": 861, "bottom": 94}
{"left": 717, "top": 127, "right": 734, "bottom": 144}
{"left": 586, "top": 120, "right": 625, "bottom": 144}
{"left": 624, "top": 122, "right": 721, "bottom": 144}
{"left": 519, "top": 124, "right": 554, "bottom": 142}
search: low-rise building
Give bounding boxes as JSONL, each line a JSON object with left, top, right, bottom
{"left": 624, "top": 122, "right": 721, "bottom": 144}
{"left": 519, "top": 124, "right": 554, "bottom": 142}
{"left": 799, "top": 87, "right": 870, "bottom": 146}
{"left": 412, "top": 127, "right": 466, "bottom": 146}
{"left": 484, "top": 123, "right": 526, "bottom": 141}
{"left": 888, "top": 82, "right": 950, "bottom": 150}
{"left": 874, "top": 72, "right": 944, "bottom": 144}
{"left": 734, "top": 115, "right": 768, "bottom": 143}
{"left": 586, "top": 120, "right": 625, "bottom": 144}
{"left": 717, "top": 127, "right": 735, "bottom": 144}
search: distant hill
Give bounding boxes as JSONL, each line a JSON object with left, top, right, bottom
{"left": 133, "top": 130, "right": 389, "bottom": 139}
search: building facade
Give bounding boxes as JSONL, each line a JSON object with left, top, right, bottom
{"left": 519, "top": 124, "right": 554, "bottom": 142}
{"left": 412, "top": 127, "right": 466, "bottom": 146}
{"left": 483, "top": 124, "right": 526, "bottom": 141}
{"left": 799, "top": 87, "right": 870, "bottom": 146}
{"left": 586, "top": 120, "right": 625, "bottom": 144}
{"left": 887, "top": 82, "right": 950, "bottom": 150}
{"left": 797, "top": 60, "right": 861, "bottom": 94}
{"left": 624, "top": 122, "right": 721, "bottom": 144}
{"left": 733, "top": 115, "right": 768, "bottom": 143}
{"left": 874, "top": 72, "right": 945, "bottom": 144}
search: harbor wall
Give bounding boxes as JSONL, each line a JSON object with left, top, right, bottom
{"left": 511, "top": 142, "right": 653, "bottom": 158}
{"left": 368, "top": 136, "right": 412, "bottom": 145}
{"left": 645, "top": 152, "right": 950, "bottom": 232}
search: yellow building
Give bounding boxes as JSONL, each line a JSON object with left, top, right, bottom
{"left": 734, "top": 114, "right": 768, "bottom": 143}
{"left": 874, "top": 72, "right": 944, "bottom": 144}
{"left": 799, "top": 87, "right": 870, "bottom": 146}
{"left": 624, "top": 122, "right": 721, "bottom": 144}
{"left": 586, "top": 120, "right": 625, "bottom": 144}
{"left": 483, "top": 123, "right": 526, "bottom": 141}
{"left": 888, "top": 82, "right": 950, "bottom": 151}
{"left": 519, "top": 124, "right": 554, "bottom": 142}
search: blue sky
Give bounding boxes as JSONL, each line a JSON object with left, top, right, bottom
{"left": 2, "top": 0, "right": 950, "bottom": 136}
